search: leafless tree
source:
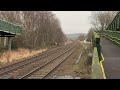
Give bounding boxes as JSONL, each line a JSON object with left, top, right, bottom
{"left": 0, "top": 11, "right": 67, "bottom": 50}
{"left": 78, "top": 34, "right": 85, "bottom": 41}
{"left": 87, "top": 28, "right": 94, "bottom": 42}
{"left": 89, "top": 11, "right": 119, "bottom": 31}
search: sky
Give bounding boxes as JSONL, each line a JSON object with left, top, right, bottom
{"left": 52, "top": 11, "right": 92, "bottom": 34}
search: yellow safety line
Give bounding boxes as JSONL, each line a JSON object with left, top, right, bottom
{"left": 100, "top": 53, "right": 106, "bottom": 79}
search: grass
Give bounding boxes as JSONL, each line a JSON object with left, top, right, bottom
{"left": 0, "top": 48, "right": 47, "bottom": 67}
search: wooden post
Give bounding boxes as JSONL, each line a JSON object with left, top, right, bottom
{"left": 8, "top": 37, "right": 11, "bottom": 51}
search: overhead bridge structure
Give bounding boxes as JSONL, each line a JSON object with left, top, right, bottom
{"left": 0, "top": 19, "right": 22, "bottom": 51}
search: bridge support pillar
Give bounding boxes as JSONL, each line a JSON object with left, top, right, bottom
{"left": 8, "top": 37, "right": 11, "bottom": 51}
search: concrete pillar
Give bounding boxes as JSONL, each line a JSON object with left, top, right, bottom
{"left": 8, "top": 37, "right": 11, "bottom": 51}
{"left": 4, "top": 37, "right": 7, "bottom": 47}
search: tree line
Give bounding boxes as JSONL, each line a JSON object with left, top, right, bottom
{"left": 0, "top": 11, "right": 67, "bottom": 50}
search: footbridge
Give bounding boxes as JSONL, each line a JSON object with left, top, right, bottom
{"left": 92, "top": 12, "right": 120, "bottom": 79}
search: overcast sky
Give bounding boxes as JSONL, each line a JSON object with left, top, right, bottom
{"left": 52, "top": 11, "right": 92, "bottom": 34}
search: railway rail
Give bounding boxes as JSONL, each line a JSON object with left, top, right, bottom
{"left": 0, "top": 44, "right": 70, "bottom": 74}
{"left": 0, "top": 42, "right": 78, "bottom": 79}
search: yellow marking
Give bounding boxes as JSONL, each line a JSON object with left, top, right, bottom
{"left": 100, "top": 53, "right": 106, "bottom": 79}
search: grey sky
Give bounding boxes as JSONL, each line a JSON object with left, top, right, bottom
{"left": 52, "top": 11, "right": 91, "bottom": 34}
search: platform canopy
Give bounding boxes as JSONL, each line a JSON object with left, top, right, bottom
{"left": 0, "top": 19, "right": 22, "bottom": 37}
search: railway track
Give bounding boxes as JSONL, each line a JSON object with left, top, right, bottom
{"left": 0, "top": 42, "right": 77, "bottom": 79}
{"left": 20, "top": 43, "right": 79, "bottom": 79}
{"left": 0, "top": 44, "right": 71, "bottom": 73}
{"left": 0, "top": 44, "right": 71, "bottom": 76}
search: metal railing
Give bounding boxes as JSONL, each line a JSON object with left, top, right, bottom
{"left": 99, "top": 30, "right": 120, "bottom": 47}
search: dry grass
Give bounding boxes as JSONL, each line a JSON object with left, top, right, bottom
{"left": 74, "top": 42, "right": 92, "bottom": 79}
{"left": 46, "top": 41, "right": 92, "bottom": 79}
{"left": 45, "top": 43, "right": 84, "bottom": 79}
{"left": 0, "top": 48, "right": 47, "bottom": 66}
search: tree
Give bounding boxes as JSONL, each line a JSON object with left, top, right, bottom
{"left": 89, "top": 11, "right": 119, "bottom": 31}
{"left": 0, "top": 11, "right": 22, "bottom": 49}
{"left": 0, "top": 11, "right": 67, "bottom": 50}
{"left": 87, "top": 28, "right": 94, "bottom": 42}
{"left": 78, "top": 34, "right": 85, "bottom": 41}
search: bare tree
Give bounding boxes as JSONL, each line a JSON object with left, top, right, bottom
{"left": 89, "top": 11, "right": 119, "bottom": 31}
{"left": 78, "top": 34, "right": 85, "bottom": 41}
{"left": 0, "top": 11, "right": 67, "bottom": 50}
{"left": 87, "top": 28, "right": 94, "bottom": 42}
{"left": 0, "top": 11, "right": 22, "bottom": 49}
